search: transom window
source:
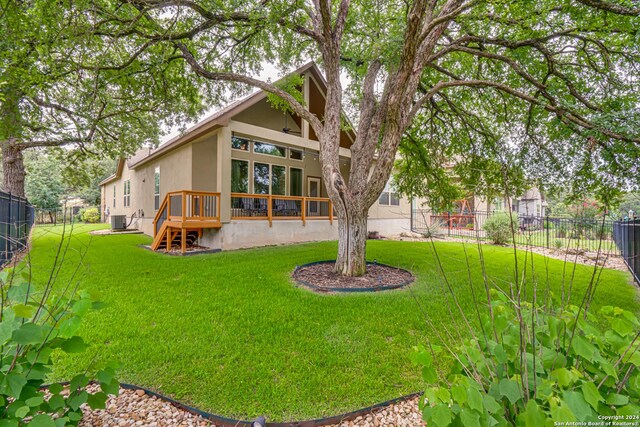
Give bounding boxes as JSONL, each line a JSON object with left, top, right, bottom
{"left": 289, "top": 149, "right": 303, "bottom": 160}
{"left": 379, "top": 180, "right": 400, "bottom": 206}
{"left": 254, "top": 141, "right": 286, "bottom": 157}
{"left": 231, "top": 136, "right": 250, "bottom": 151}
{"left": 123, "top": 180, "right": 131, "bottom": 207}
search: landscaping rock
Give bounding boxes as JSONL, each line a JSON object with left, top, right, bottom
{"left": 78, "top": 385, "right": 426, "bottom": 427}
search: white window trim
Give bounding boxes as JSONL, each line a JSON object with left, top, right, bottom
{"left": 379, "top": 180, "right": 400, "bottom": 206}
{"left": 231, "top": 134, "right": 251, "bottom": 152}
{"left": 289, "top": 148, "right": 304, "bottom": 162}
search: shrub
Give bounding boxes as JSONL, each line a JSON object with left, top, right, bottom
{"left": 421, "top": 219, "right": 445, "bottom": 239}
{"left": 412, "top": 294, "right": 640, "bottom": 426}
{"left": 554, "top": 239, "right": 563, "bottom": 249}
{"left": 0, "top": 268, "right": 119, "bottom": 425}
{"left": 466, "top": 223, "right": 474, "bottom": 230}
{"left": 483, "top": 212, "right": 518, "bottom": 245}
{"left": 80, "top": 207, "right": 100, "bottom": 223}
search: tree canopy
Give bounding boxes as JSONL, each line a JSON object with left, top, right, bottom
{"left": 0, "top": 0, "right": 205, "bottom": 196}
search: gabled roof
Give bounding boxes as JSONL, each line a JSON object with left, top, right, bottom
{"left": 129, "top": 61, "right": 342, "bottom": 169}
{"left": 98, "top": 158, "right": 125, "bottom": 186}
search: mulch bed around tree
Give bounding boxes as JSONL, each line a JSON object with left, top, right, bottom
{"left": 293, "top": 261, "right": 414, "bottom": 292}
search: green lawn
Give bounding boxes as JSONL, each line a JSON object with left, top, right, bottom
{"left": 23, "top": 224, "right": 639, "bottom": 421}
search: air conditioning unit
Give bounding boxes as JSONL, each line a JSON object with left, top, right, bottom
{"left": 111, "top": 215, "right": 127, "bottom": 230}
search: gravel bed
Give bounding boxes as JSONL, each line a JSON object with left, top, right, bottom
{"left": 78, "top": 386, "right": 425, "bottom": 426}
{"left": 293, "top": 262, "right": 414, "bottom": 291}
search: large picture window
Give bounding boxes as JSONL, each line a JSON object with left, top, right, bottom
{"left": 154, "top": 167, "right": 160, "bottom": 210}
{"left": 290, "top": 168, "right": 303, "bottom": 197}
{"left": 123, "top": 180, "right": 131, "bottom": 207}
{"left": 379, "top": 180, "right": 400, "bottom": 206}
{"left": 254, "top": 141, "right": 286, "bottom": 157}
{"left": 231, "top": 159, "right": 249, "bottom": 193}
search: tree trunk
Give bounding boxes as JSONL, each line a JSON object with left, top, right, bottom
{"left": 335, "top": 203, "right": 368, "bottom": 277}
{"left": 1, "top": 141, "right": 26, "bottom": 197}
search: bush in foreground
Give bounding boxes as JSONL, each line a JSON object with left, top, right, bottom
{"left": 483, "top": 212, "right": 519, "bottom": 245}
{"left": 0, "top": 269, "right": 119, "bottom": 426}
{"left": 412, "top": 292, "right": 640, "bottom": 426}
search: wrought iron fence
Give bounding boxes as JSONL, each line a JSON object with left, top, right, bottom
{"left": 412, "top": 209, "right": 615, "bottom": 252}
{"left": 0, "top": 191, "right": 34, "bottom": 267}
{"left": 613, "top": 219, "right": 639, "bottom": 285}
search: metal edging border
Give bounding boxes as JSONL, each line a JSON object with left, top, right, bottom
{"left": 43, "top": 381, "right": 423, "bottom": 426}
{"left": 292, "top": 260, "right": 415, "bottom": 293}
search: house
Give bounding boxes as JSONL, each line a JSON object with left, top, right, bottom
{"left": 99, "top": 62, "right": 413, "bottom": 252}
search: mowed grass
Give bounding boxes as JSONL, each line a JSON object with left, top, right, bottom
{"left": 23, "top": 224, "right": 639, "bottom": 421}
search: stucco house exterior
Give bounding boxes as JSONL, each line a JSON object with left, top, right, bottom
{"left": 100, "top": 62, "right": 413, "bottom": 252}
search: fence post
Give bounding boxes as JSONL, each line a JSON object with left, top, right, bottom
{"left": 546, "top": 215, "right": 550, "bottom": 249}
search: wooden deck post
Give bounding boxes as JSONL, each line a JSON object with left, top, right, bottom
{"left": 181, "top": 191, "right": 186, "bottom": 222}
{"left": 329, "top": 200, "right": 333, "bottom": 225}
{"left": 165, "top": 226, "right": 171, "bottom": 252}
{"left": 167, "top": 196, "right": 171, "bottom": 220}
{"left": 181, "top": 228, "right": 186, "bottom": 254}
{"left": 301, "top": 197, "right": 306, "bottom": 226}
{"left": 267, "top": 195, "right": 273, "bottom": 227}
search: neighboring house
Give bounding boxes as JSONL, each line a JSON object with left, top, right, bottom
{"left": 99, "top": 62, "right": 413, "bottom": 252}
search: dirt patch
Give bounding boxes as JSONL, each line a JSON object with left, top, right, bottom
{"left": 293, "top": 261, "right": 414, "bottom": 292}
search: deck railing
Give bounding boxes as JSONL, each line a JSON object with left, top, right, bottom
{"left": 153, "top": 191, "right": 221, "bottom": 236}
{"left": 231, "top": 193, "right": 334, "bottom": 226}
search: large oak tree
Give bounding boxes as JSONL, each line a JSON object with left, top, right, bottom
{"left": 0, "top": 0, "right": 203, "bottom": 197}
{"left": 92, "top": 0, "right": 638, "bottom": 276}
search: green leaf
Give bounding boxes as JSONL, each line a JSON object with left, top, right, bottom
{"left": 14, "top": 405, "right": 30, "bottom": 418}
{"left": 13, "top": 304, "right": 33, "bottom": 319}
{"left": 498, "top": 379, "right": 521, "bottom": 404}
{"left": 611, "top": 318, "right": 634, "bottom": 337}
{"left": 47, "top": 394, "right": 65, "bottom": 410}
{"left": 460, "top": 408, "right": 481, "bottom": 427}
{"left": 61, "top": 336, "right": 87, "bottom": 353}
{"left": 606, "top": 393, "right": 629, "bottom": 406}
{"left": 12, "top": 323, "right": 44, "bottom": 345}
{"left": 69, "top": 374, "right": 90, "bottom": 391}
{"left": 452, "top": 385, "right": 467, "bottom": 405}
{"left": 493, "top": 344, "right": 508, "bottom": 364}
{"left": 0, "top": 419, "right": 19, "bottom": 427}
{"left": 100, "top": 378, "right": 120, "bottom": 395}
{"left": 0, "top": 321, "right": 16, "bottom": 345}
{"left": 48, "top": 383, "right": 63, "bottom": 395}
{"left": 581, "top": 382, "right": 603, "bottom": 410}
{"left": 87, "top": 392, "right": 108, "bottom": 410}
{"left": 422, "top": 366, "right": 438, "bottom": 383}
{"left": 551, "top": 367, "right": 576, "bottom": 387}
{"left": 563, "top": 391, "right": 592, "bottom": 421}
{"left": 483, "top": 395, "right": 502, "bottom": 414}
{"left": 71, "top": 299, "right": 92, "bottom": 316}
{"left": 467, "top": 387, "right": 483, "bottom": 412}
{"left": 520, "top": 400, "right": 546, "bottom": 427}
{"left": 25, "top": 395, "right": 44, "bottom": 407}
{"left": 431, "top": 404, "right": 452, "bottom": 427}
{"left": 572, "top": 336, "right": 596, "bottom": 359}
{"left": 68, "top": 391, "right": 88, "bottom": 411}
{"left": 5, "top": 373, "right": 27, "bottom": 399}
{"left": 27, "top": 414, "right": 56, "bottom": 427}
{"left": 58, "top": 316, "right": 82, "bottom": 338}
{"left": 551, "top": 402, "right": 576, "bottom": 422}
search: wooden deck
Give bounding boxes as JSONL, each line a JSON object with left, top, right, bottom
{"left": 152, "top": 191, "right": 221, "bottom": 253}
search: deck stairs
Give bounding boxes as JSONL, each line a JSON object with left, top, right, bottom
{"left": 151, "top": 191, "right": 221, "bottom": 253}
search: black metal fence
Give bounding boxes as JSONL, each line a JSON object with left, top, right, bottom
{"left": 412, "top": 209, "right": 615, "bottom": 251}
{"left": 613, "top": 219, "right": 639, "bottom": 285}
{"left": 0, "top": 191, "right": 35, "bottom": 267}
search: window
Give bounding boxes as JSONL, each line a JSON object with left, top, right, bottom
{"left": 290, "top": 168, "right": 303, "bottom": 196}
{"left": 271, "top": 165, "right": 286, "bottom": 196}
{"left": 379, "top": 180, "right": 400, "bottom": 206}
{"left": 493, "top": 198, "right": 504, "bottom": 212}
{"left": 231, "top": 135, "right": 250, "bottom": 151}
{"left": 154, "top": 167, "right": 160, "bottom": 210}
{"left": 254, "top": 141, "right": 286, "bottom": 157}
{"left": 253, "top": 162, "right": 270, "bottom": 194}
{"left": 123, "top": 180, "right": 131, "bottom": 207}
{"left": 113, "top": 185, "right": 116, "bottom": 208}
{"left": 289, "top": 149, "right": 303, "bottom": 160}
{"left": 231, "top": 159, "right": 249, "bottom": 193}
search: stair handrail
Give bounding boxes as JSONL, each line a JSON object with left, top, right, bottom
{"left": 152, "top": 195, "right": 169, "bottom": 237}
